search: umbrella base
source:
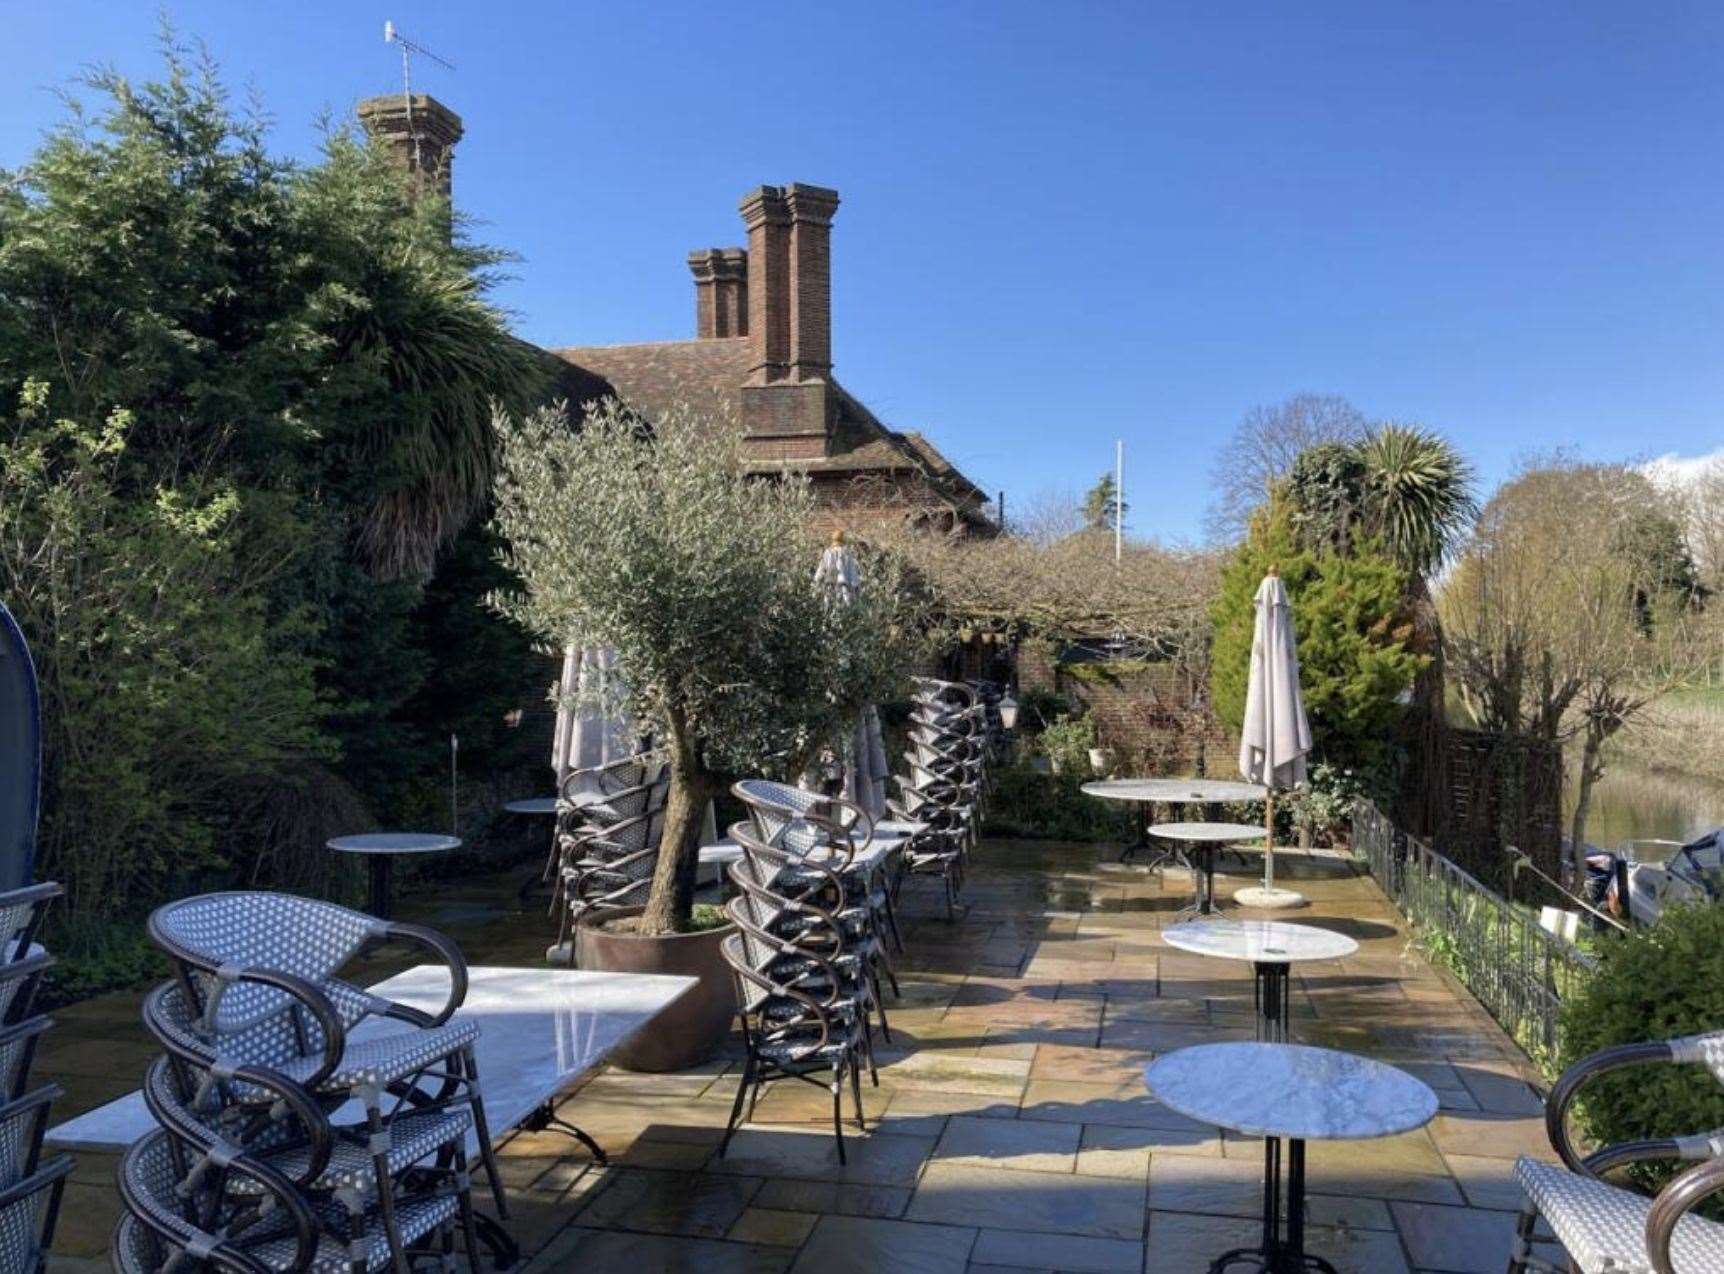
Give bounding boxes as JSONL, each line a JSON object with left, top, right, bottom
{"left": 1235, "top": 886, "right": 1306, "bottom": 910}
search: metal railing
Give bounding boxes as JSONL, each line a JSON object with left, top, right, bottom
{"left": 1353, "top": 800, "right": 1596, "bottom": 1068}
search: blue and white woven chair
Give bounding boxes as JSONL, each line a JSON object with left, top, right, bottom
{"left": 0, "top": 1085, "right": 57, "bottom": 1195}
{"left": 117, "top": 1126, "right": 460, "bottom": 1273}
{"left": 733, "top": 779, "right": 904, "bottom": 964}
{"left": 0, "top": 1154, "right": 71, "bottom": 1274}
{"left": 715, "top": 931, "right": 869, "bottom": 1165}
{"left": 0, "top": 884, "right": 57, "bottom": 963}
{"left": 0, "top": 1019, "right": 49, "bottom": 1106}
{"left": 140, "top": 1011, "right": 483, "bottom": 1273}
{"left": 726, "top": 828, "right": 888, "bottom": 1052}
{"left": 147, "top": 894, "right": 505, "bottom": 1260}
{"left": 555, "top": 752, "right": 669, "bottom": 943}
{"left": 1509, "top": 1029, "right": 1724, "bottom": 1273}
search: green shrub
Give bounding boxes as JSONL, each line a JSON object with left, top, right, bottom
{"left": 1211, "top": 506, "right": 1426, "bottom": 779}
{"left": 1038, "top": 714, "right": 1098, "bottom": 777}
{"left": 985, "top": 765, "right": 1133, "bottom": 842}
{"left": 1559, "top": 904, "right": 1724, "bottom": 1200}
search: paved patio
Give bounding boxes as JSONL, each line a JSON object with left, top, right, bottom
{"left": 45, "top": 838, "right": 1568, "bottom": 1273}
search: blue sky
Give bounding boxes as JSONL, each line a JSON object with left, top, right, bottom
{"left": 5, "top": 2, "right": 1722, "bottom": 540}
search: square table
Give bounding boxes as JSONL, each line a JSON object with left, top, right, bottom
{"left": 48, "top": 965, "right": 696, "bottom": 1158}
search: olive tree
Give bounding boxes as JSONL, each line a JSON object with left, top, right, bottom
{"left": 489, "top": 399, "right": 924, "bottom": 934}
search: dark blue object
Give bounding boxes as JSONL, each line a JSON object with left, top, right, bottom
{"left": 0, "top": 602, "right": 42, "bottom": 891}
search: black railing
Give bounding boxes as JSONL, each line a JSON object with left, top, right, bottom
{"left": 1352, "top": 800, "right": 1595, "bottom": 1070}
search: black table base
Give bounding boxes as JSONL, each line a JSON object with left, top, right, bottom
{"left": 1252, "top": 960, "right": 1293, "bottom": 1043}
{"left": 366, "top": 855, "right": 395, "bottom": 920}
{"left": 1210, "top": 1137, "right": 1336, "bottom": 1274}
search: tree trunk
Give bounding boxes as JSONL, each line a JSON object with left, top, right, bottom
{"left": 1569, "top": 724, "right": 1603, "bottom": 887}
{"left": 638, "top": 709, "right": 713, "bottom": 937}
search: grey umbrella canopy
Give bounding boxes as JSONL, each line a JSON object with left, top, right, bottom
{"left": 551, "top": 646, "right": 637, "bottom": 784}
{"left": 1237, "top": 570, "right": 1313, "bottom": 903}
{"left": 815, "top": 537, "right": 889, "bottom": 821}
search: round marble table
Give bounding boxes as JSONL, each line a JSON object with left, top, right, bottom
{"left": 1146, "top": 1042, "right": 1438, "bottom": 1273}
{"left": 1160, "top": 920, "right": 1358, "bottom": 1042}
{"left": 1082, "top": 779, "right": 1267, "bottom": 867}
{"left": 327, "top": 832, "right": 461, "bottom": 920}
{"left": 1149, "top": 822, "right": 1268, "bottom": 919}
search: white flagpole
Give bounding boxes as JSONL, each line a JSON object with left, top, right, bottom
{"left": 1114, "top": 439, "right": 1123, "bottom": 565}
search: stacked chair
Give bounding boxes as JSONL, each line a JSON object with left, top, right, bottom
{"left": 116, "top": 892, "right": 505, "bottom": 1272}
{"left": 552, "top": 751, "right": 670, "bottom": 950}
{"left": 0, "top": 882, "right": 73, "bottom": 1274}
{"left": 717, "top": 791, "right": 890, "bottom": 1165}
{"left": 889, "top": 678, "right": 994, "bottom": 920}
{"left": 1507, "top": 1028, "right": 1724, "bottom": 1273}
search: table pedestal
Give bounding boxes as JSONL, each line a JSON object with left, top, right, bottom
{"left": 366, "top": 855, "right": 395, "bottom": 920}
{"left": 1252, "top": 961, "right": 1292, "bottom": 1043}
{"left": 1172, "top": 844, "right": 1226, "bottom": 920}
{"left": 1212, "top": 1137, "right": 1335, "bottom": 1274}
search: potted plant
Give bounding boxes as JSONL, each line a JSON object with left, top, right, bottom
{"left": 489, "top": 399, "right": 922, "bottom": 1070}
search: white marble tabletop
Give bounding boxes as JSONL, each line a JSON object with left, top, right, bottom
{"left": 1083, "top": 779, "right": 1268, "bottom": 804}
{"left": 1161, "top": 920, "right": 1358, "bottom": 965}
{"left": 1146, "top": 1042, "right": 1438, "bottom": 1141}
{"left": 504, "top": 798, "right": 559, "bottom": 816}
{"left": 326, "top": 832, "right": 462, "bottom": 856}
{"left": 1147, "top": 821, "right": 1268, "bottom": 844}
{"left": 46, "top": 964, "right": 697, "bottom": 1155}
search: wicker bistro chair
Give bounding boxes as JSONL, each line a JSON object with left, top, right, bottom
{"left": 0, "top": 1019, "right": 50, "bottom": 1104}
{"left": 117, "top": 1127, "right": 461, "bottom": 1274}
{"left": 0, "top": 952, "right": 54, "bottom": 1031}
{"left": 888, "top": 773, "right": 973, "bottom": 921}
{"left": 0, "top": 1085, "right": 57, "bottom": 1194}
{"left": 716, "top": 932, "right": 870, "bottom": 1165}
{"left": 552, "top": 754, "right": 667, "bottom": 893}
{"left": 562, "top": 800, "right": 668, "bottom": 939}
{"left": 1508, "top": 1030, "right": 1724, "bottom": 1273}
{"left": 0, "top": 884, "right": 58, "bottom": 962}
{"left": 140, "top": 999, "right": 483, "bottom": 1273}
{"left": 725, "top": 830, "right": 890, "bottom": 1053}
{"left": 733, "top": 780, "right": 904, "bottom": 961}
{"left": 0, "top": 1153, "right": 71, "bottom": 1274}
{"left": 146, "top": 894, "right": 505, "bottom": 1256}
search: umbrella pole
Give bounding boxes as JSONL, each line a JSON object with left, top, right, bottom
{"left": 1264, "top": 787, "right": 1275, "bottom": 893}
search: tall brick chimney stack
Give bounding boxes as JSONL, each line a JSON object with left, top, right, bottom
{"left": 356, "top": 94, "right": 464, "bottom": 198}
{"left": 739, "top": 186, "right": 792, "bottom": 383}
{"left": 688, "top": 248, "right": 748, "bottom": 339}
{"left": 736, "top": 183, "right": 840, "bottom": 460}
{"left": 785, "top": 184, "right": 839, "bottom": 381}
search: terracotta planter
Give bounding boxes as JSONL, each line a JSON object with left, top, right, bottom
{"left": 575, "top": 907, "right": 737, "bottom": 1072}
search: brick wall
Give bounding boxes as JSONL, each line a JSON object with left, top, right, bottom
{"left": 1034, "top": 655, "right": 1233, "bottom": 777}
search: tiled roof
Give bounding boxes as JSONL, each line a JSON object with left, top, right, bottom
{"left": 551, "top": 339, "right": 990, "bottom": 522}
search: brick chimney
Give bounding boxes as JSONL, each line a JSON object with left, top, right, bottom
{"left": 688, "top": 248, "right": 748, "bottom": 339}
{"left": 785, "top": 184, "right": 839, "bottom": 381}
{"left": 356, "top": 93, "right": 464, "bottom": 198}
{"left": 737, "top": 183, "right": 840, "bottom": 460}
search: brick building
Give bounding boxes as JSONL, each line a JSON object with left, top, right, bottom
{"left": 358, "top": 94, "right": 993, "bottom": 535}
{"left": 553, "top": 183, "right": 993, "bottom": 534}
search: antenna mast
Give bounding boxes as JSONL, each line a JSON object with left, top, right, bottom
{"left": 382, "top": 21, "right": 455, "bottom": 173}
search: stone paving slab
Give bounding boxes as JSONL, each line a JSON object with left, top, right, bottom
{"left": 45, "top": 837, "right": 1565, "bottom": 1273}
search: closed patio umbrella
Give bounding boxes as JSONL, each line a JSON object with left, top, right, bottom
{"left": 815, "top": 533, "right": 889, "bottom": 821}
{"left": 1236, "top": 569, "right": 1312, "bottom": 908}
{"left": 551, "top": 646, "right": 636, "bottom": 784}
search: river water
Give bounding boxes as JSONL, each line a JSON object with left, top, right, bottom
{"left": 1570, "top": 761, "right": 1724, "bottom": 859}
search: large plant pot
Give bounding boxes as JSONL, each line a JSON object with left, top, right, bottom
{"left": 575, "top": 907, "right": 737, "bottom": 1072}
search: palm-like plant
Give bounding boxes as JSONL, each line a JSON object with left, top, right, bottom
{"left": 1356, "top": 424, "right": 1479, "bottom": 579}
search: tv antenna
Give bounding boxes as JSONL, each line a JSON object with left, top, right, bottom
{"left": 382, "top": 21, "right": 455, "bottom": 171}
